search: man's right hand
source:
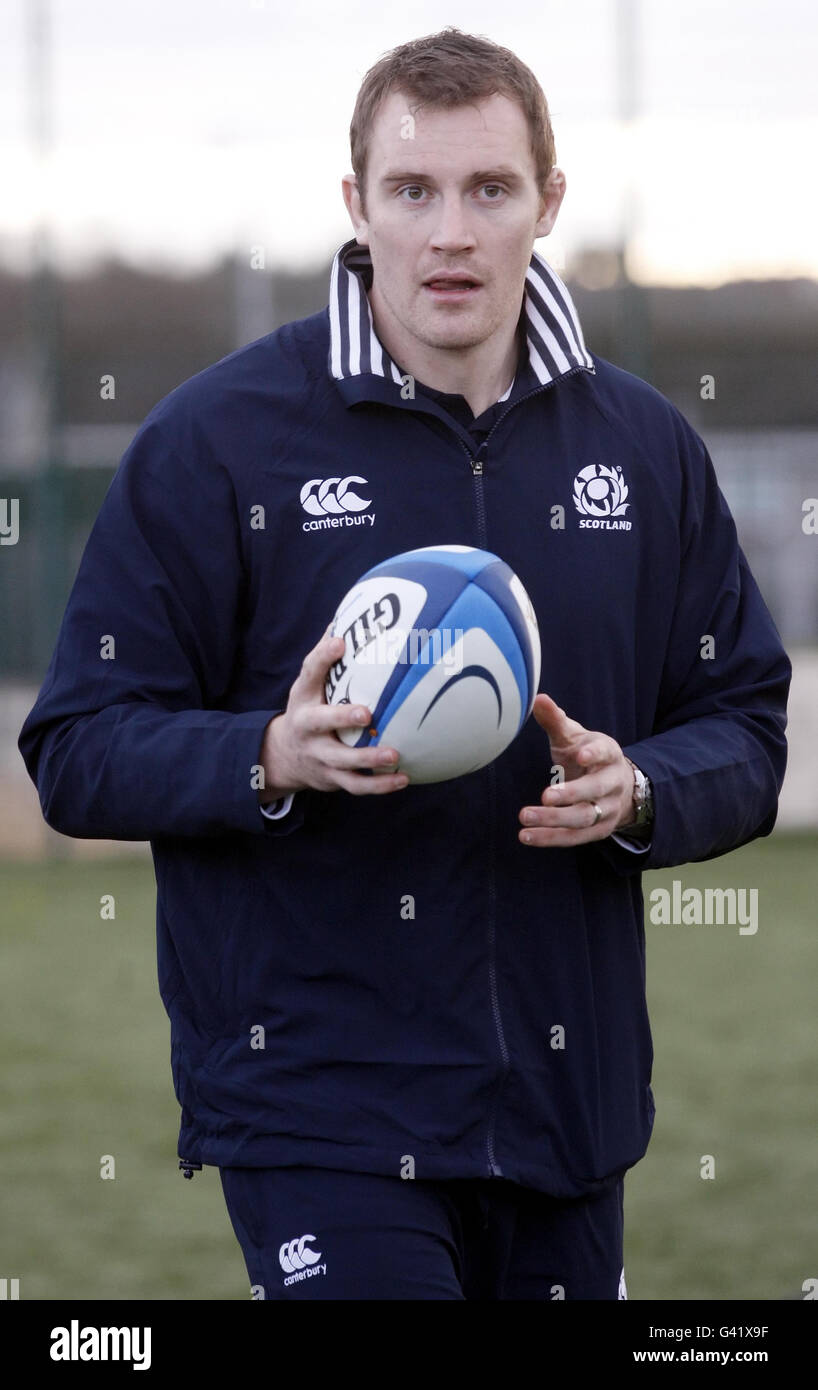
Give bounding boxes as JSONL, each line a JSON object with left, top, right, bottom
{"left": 258, "top": 631, "right": 409, "bottom": 800}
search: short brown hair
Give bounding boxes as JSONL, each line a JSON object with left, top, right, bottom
{"left": 349, "top": 28, "right": 557, "bottom": 215}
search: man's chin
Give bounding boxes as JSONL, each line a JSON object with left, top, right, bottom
{"left": 412, "top": 317, "right": 493, "bottom": 354}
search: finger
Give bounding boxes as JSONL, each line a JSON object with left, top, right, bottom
{"left": 519, "top": 824, "right": 607, "bottom": 847}
{"left": 334, "top": 768, "right": 410, "bottom": 796}
{"left": 321, "top": 741, "right": 402, "bottom": 774}
{"left": 574, "top": 737, "right": 618, "bottom": 768}
{"left": 538, "top": 768, "right": 621, "bottom": 807}
{"left": 545, "top": 743, "right": 618, "bottom": 784}
{"left": 520, "top": 799, "right": 613, "bottom": 832}
{"left": 299, "top": 701, "right": 373, "bottom": 736}
{"left": 291, "top": 632, "right": 347, "bottom": 701}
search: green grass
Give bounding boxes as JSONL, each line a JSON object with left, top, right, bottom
{"left": 628, "top": 832, "right": 818, "bottom": 1300}
{"left": 1, "top": 835, "right": 815, "bottom": 1300}
{"left": 0, "top": 856, "right": 245, "bottom": 1300}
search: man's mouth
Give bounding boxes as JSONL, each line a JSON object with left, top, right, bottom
{"left": 423, "top": 275, "right": 483, "bottom": 300}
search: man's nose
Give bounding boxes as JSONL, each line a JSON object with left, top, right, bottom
{"left": 429, "top": 196, "right": 477, "bottom": 252}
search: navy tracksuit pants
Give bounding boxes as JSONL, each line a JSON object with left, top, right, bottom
{"left": 219, "top": 1166, "right": 627, "bottom": 1300}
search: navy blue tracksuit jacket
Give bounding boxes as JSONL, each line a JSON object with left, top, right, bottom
{"left": 19, "top": 240, "right": 791, "bottom": 1199}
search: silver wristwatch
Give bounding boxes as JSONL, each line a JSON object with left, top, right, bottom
{"left": 624, "top": 757, "right": 653, "bottom": 832}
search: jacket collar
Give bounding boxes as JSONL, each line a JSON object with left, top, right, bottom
{"left": 327, "top": 237, "right": 594, "bottom": 395}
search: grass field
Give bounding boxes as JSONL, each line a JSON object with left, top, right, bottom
{"left": 1, "top": 833, "right": 815, "bottom": 1301}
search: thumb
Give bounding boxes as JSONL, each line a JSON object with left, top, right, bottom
{"left": 293, "top": 627, "right": 345, "bottom": 702}
{"left": 531, "top": 692, "right": 567, "bottom": 733}
{"left": 532, "top": 693, "right": 585, "bottom": 741}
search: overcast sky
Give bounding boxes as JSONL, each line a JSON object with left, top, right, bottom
{"left": 2, "top": 0, "right": 817, "bottom": 284}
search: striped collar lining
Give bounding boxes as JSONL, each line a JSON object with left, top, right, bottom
{"left": 328, "top": 237, "right": 594, "bottom": 394}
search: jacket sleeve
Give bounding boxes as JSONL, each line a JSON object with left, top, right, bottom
{"left": 595, "top": 418, "right": 791, "bottom": 876}
{"left": 18, "top": 418, "right": 305, "bottom": 841}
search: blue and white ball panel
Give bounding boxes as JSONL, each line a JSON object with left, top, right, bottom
{"left": 349, "top": 545, "right": 539, "bottom": 719}
{"left": 325, "top": 545, "right": 542, "bottom": 784}
{"left": 368, "top": 543, "right": 498, "bottom": 582}
{"left": 366, "top": 582, "right": 528, "bottom": 759}
{"left": 370, "top": 626, "right": 524, "bottom": 783}
{"left": 326, "top": 563, "right": 475, "bottom": 731}
{"left": 509, "top": 572, "right": 541, "bottom": 702}
{"left": 327, "top": 575, "right": 431, "bottom": 717}
{"left": 471, "top": 565, "right": 541, "bottom": 715}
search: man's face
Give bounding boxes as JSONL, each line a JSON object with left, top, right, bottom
{"left": 342, "top": 91, "right": 565, "bottom": 358}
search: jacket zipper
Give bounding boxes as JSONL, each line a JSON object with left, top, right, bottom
{"left": 484, "top": 756, "right": 506, "bottom": 1177}
{"left": 467, "top": 451, "right": 507, "bottom": 1177}
{"left": 454, "top": 368, "right": 589, "bottom": 1178}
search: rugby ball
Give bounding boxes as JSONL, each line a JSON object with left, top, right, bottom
{"left": 325, "top": 544, "right": 541, "bottom": 783}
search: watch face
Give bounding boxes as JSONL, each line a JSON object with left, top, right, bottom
{"left": 631, "top": 766, "right": 652, "bottom": 825}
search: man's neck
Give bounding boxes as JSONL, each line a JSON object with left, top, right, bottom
{"left": 368, "top": 293, "right": 524, "bottom": 418}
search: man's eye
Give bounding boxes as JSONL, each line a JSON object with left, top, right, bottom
{"left": 481, "top": 185, "right": 505, "bottom": 200}
{"left": 400, "top": 186, "right": 426, "bottom": 201}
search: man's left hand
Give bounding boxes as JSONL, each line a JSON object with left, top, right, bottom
{"left": 518, "top": 694, "right": 635, "bottom": 846}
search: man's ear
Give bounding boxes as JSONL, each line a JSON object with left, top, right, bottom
{"left": 341, "top": 174, "right": 370, "bottom": 246}
{"left": 534, "top": 166, "right": 567, "bottom": 239}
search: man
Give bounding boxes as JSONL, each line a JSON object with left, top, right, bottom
{"left": 19, "top": 29, "right": 790, "bottom": 1300}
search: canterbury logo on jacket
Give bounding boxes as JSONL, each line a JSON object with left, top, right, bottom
{"left": 18, "top": 239, "right": 790, "bottom": 1197}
